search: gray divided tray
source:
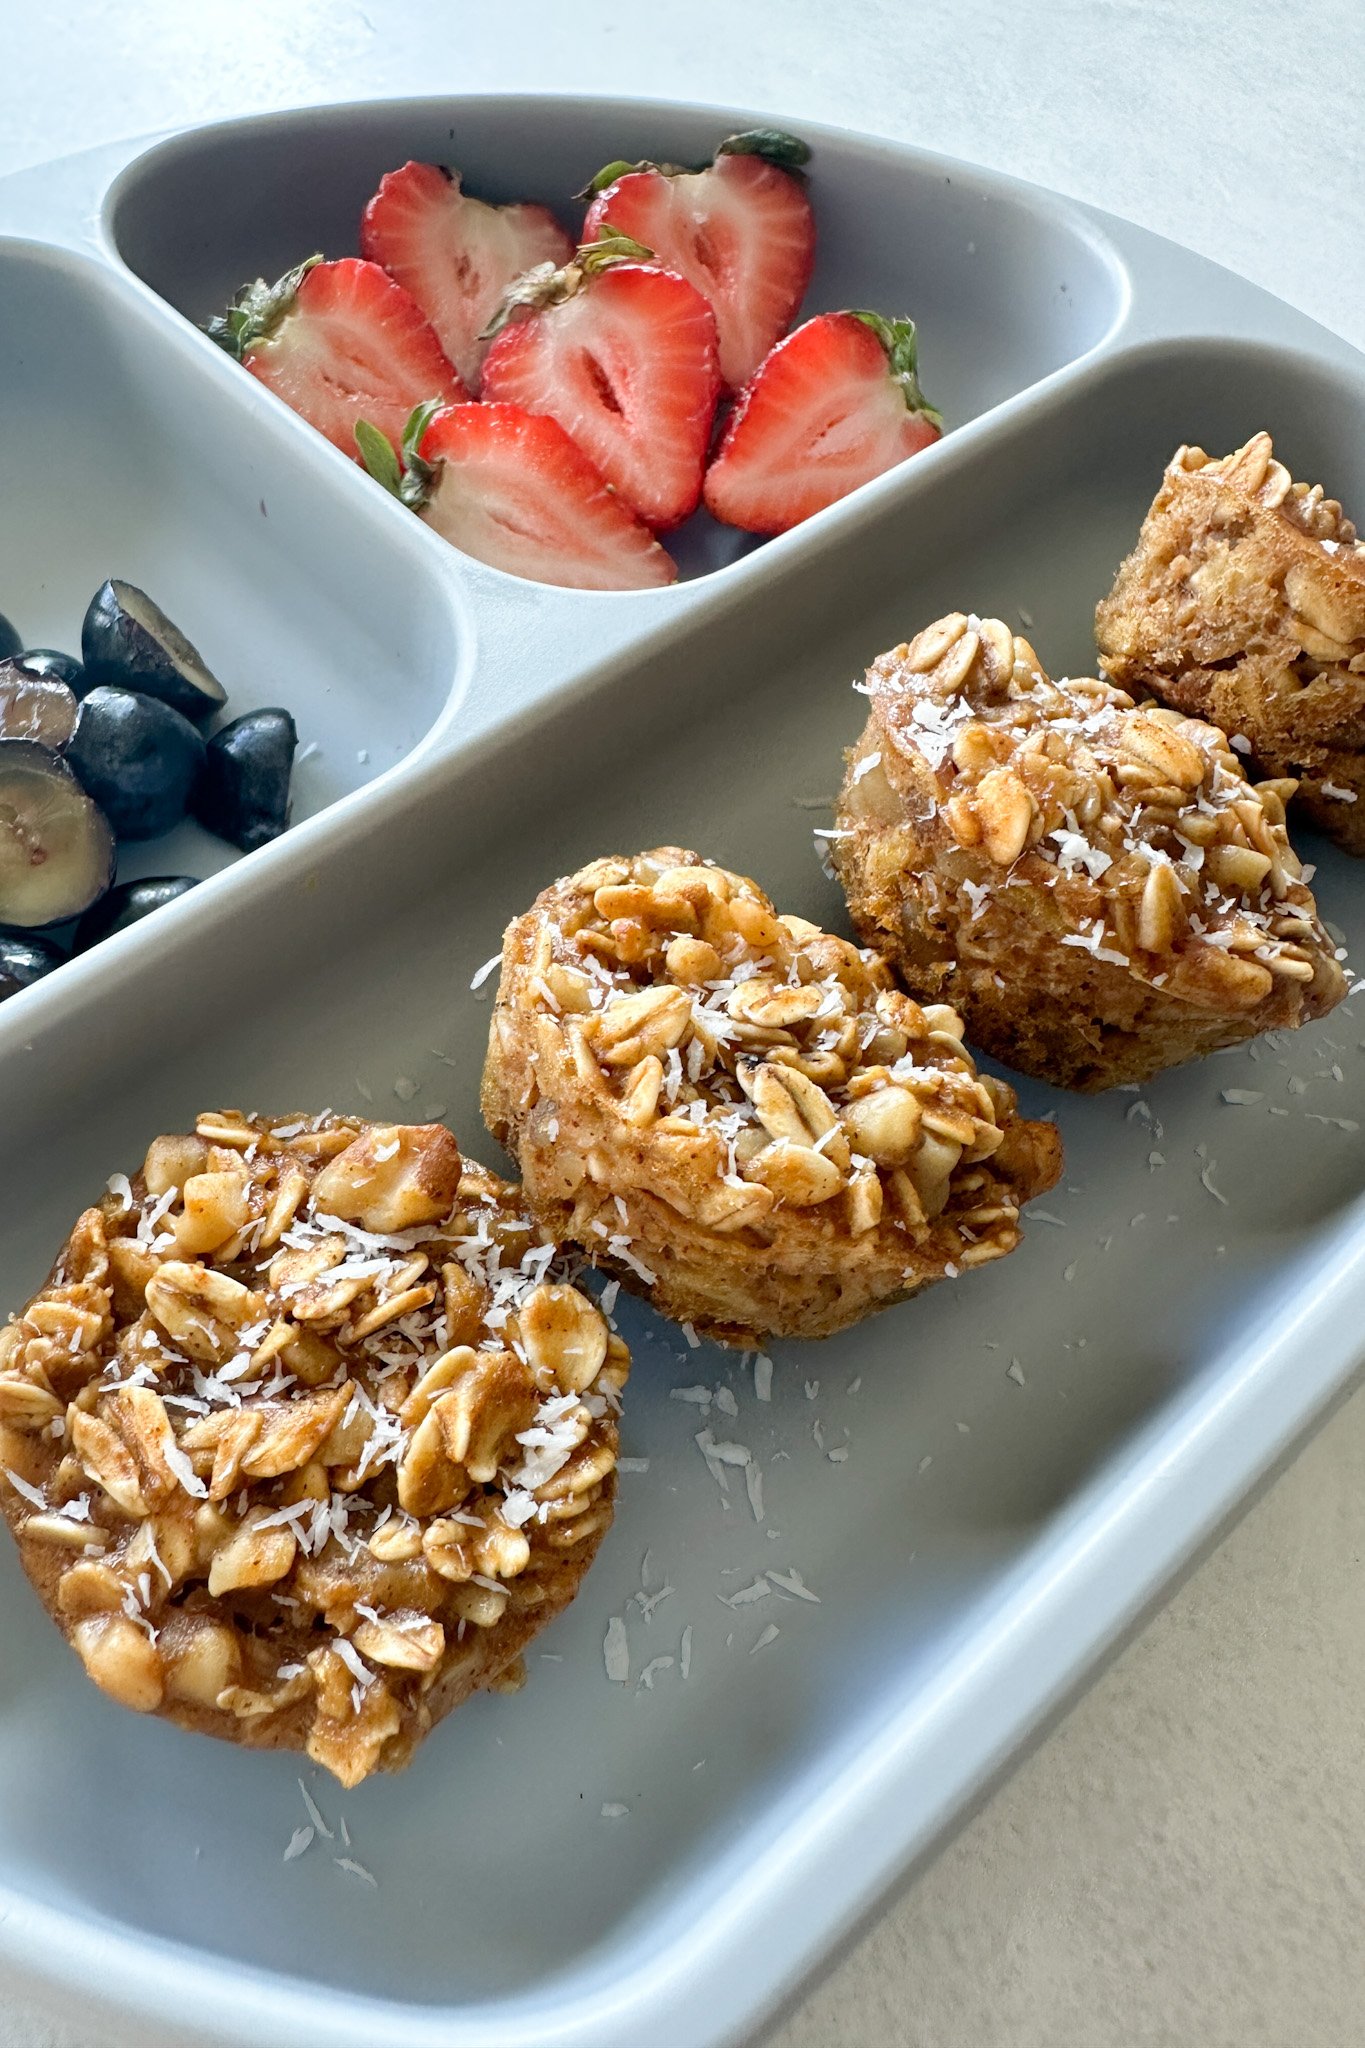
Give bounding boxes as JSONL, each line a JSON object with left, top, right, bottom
{"left": 2, "top": 94, "right": 1364, "bottom": 2048}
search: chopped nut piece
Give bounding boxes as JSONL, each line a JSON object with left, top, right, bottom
{"left": 72, "top": 1614, "right": 164, "bottom": 1712}
{"left": 311, "top": 1123, "right": 462, "bottom": 1233}
{"left": 175, "top": 1171, "right": 252, "bottom": 1255}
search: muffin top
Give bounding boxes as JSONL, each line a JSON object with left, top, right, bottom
{"left": 489, "top": 847, "right": 1058, "bottom": 1257}
{"left": 849, "top": 611, "right": 1346, "bottom": 1019}
{"left": 0, "top": 1111, "right": 626, "bottom": 1784}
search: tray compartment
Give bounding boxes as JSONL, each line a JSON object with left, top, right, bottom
{"left": 104, "top": 96, "right": 1128, "bottom": 584}
{"left": 0, "top": 238, "right": 469, "bottom": 904}
{"left": 2, "top": 330, "right": 1363, "bottom": 2027}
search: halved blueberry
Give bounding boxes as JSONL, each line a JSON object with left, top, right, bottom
{"left": 81, "top": 580, "right": 227, "bottom": 723}
{"left": 0, "top": 741, "right": 116, "bottom": 927}
{"left": 21, "top": 647, "right": 85, "bottom": 692}
{"left": 0, "top": 661, "right": 79, "bottom": 748}
{"left": 66, "top": 686, "right": 205, "bottom": 841}
{"left": 0, "top": 930, "right": 66, "bottom": 1001}
{"left": 194, "top": 707, "right": 297, "bottom": 851}
{"left": 74, "top": 873, "right": 199, "bottom": 952}
{"left": 0, "top": 613, "right": 21, "bottom": 664}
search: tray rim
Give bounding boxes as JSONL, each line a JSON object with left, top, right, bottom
{"left": 2, "top": 91, "right": 1365, "bottom": 2048}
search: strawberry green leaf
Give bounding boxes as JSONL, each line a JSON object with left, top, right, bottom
{"left": 205, "top": 253, "right": 323, "bottom": 359}
{"left": 356, "top": 403, "right": 445, "bottom": 512}
{"left": 396, "top": 400, "right": 445, "bottom": 509}
{"left": 354, "top": 419, "right": 403, "bottom": 497}
{"left": 717, "top": 129, "right": 811, "bottom": 171}
{"left": 578, "top": 230, "right": 655, "bottom": 271}
{"left": 400, "top": 398, "right": 445, "bottom": 471}
{"left": 575, "top": 158, "right": 642, "bottom": 199}
{"left": 849, "top": 309, "right": 944, "bottom": 427}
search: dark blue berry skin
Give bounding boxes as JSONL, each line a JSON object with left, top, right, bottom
{"left": 0, "top": 613, "right": 21, "bottom": 663}
{"left": 0, "top": 929, "right": 65, "bottom": 1000}
{"left": 194, "top": 707, "right": 297, "bottom": 852}
{"left": 74, "top": 874, "right": 199, "bottom": 952}
{"left": 20, "top": 648, "right": 85, "bottom": 692}
{"left": 66, "top": 686, "right": 206, "bottom": 841}
{"left": 81, "top": 579, "right": 226, "bottom": 723}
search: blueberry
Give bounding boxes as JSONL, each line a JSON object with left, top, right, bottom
{"left": 0, "top": 741, "right": 116, "bottom": 927}
{"left": 0, "top": 660, "right": 79, "bottom": 748}
{"left": 81, "top": 580, "right": 227, "bottom": 723}
{"left": 0, "top": 929, "right": 66, "bottom": 1001}
{"left": 20, "top": 648, "right": 84, "bottom": 692}
{"left": 65, "top": 686, "right": 205, "bottom": 841}
{"left": 74, "top": 874, "right": 199, "bottom": 953}
{"left": 0, "top": 613, "right": 21, "bottom": 663}
{"left": 194, "top": 707, "right": 297, "bottom": 851}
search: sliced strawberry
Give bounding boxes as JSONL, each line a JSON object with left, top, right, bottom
{"left": 208, "top": 255, "right": 466, "bottom": 458}
{"left": 479, "top": 239, "right": 720, "bottom": 531}
{"left": 360, "top": 162, "right": 573, "bottom": 392}
{"left": 357, "top": 400, "right": 676, "bottom": 591}
{"left": 582, "top": 131, "right": 813, "bottom": 391}
{"left": 703, "top": 310, "right": 943, "bottom": 535}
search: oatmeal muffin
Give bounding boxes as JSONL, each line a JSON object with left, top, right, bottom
{"left": 0, "top": 1112, "right": 627, "bottom": 1786}
{"left": 480, "top": 849, "right": 1062, "bottom": 1346}
{"left": 1095, "top": 432, "right": 1365, "bottom": 852}
{"left": 834, "top": 611, "right": 1346, "bottom": 1091}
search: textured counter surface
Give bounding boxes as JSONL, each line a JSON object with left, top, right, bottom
{"left": 2, "top": 4, "right": 1364, "bottom": 2043}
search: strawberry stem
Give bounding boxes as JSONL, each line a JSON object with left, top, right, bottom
{"left": 480, "top": 233, "right": 655, "bottom": 339}
{"left": 717, "top": 129, "right": 811, "bottom": 171}
{"left": 205, "top": 254, "right": 323, "bottom": 359}
{"left": 849, "top": 310, "right": 944, "bottom": 427}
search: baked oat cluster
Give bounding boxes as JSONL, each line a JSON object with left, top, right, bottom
{"left": 1096, "top": 432, "right": 1365, "bottom": 852}
{"left": 0, "top": 1111, "right": 627, "bottom": 1785}
{"left": 481, "top": 848, "right": 1062, "bottom": 1345}
{"left": 834, "top": 610, "right": 1346, "bottom": 1090}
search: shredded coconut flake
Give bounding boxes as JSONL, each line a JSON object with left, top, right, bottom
{"left": 604, "top": 1615, "right": 629, "bottom": 1683}
{"left": 4, "top": 1469, "right": 47, "bottom": 1511}
{"left": 767, "top": 1568, "right": 820, "bottom": 1604}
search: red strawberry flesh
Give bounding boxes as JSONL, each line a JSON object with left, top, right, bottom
{"left": 242, "top": 258, "right": 465, "bottom": 458}
{"left": 416, "top": 403, "right": 676, "bottom": 591}
{"left": 361, "top": 162, "right": 573, "bottom": 392}
{"left": 584, "top": 150, "right": 813, "bottom": 391}
{"left": 703, "top": 310, "right": 941, "bottom": 535}
{"left": 480, "top": 258, "right": 720, "bottom": 531}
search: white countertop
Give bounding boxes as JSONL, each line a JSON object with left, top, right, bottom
{"left": 3, "top": 3, "right": 1364, "bottom": 2044}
